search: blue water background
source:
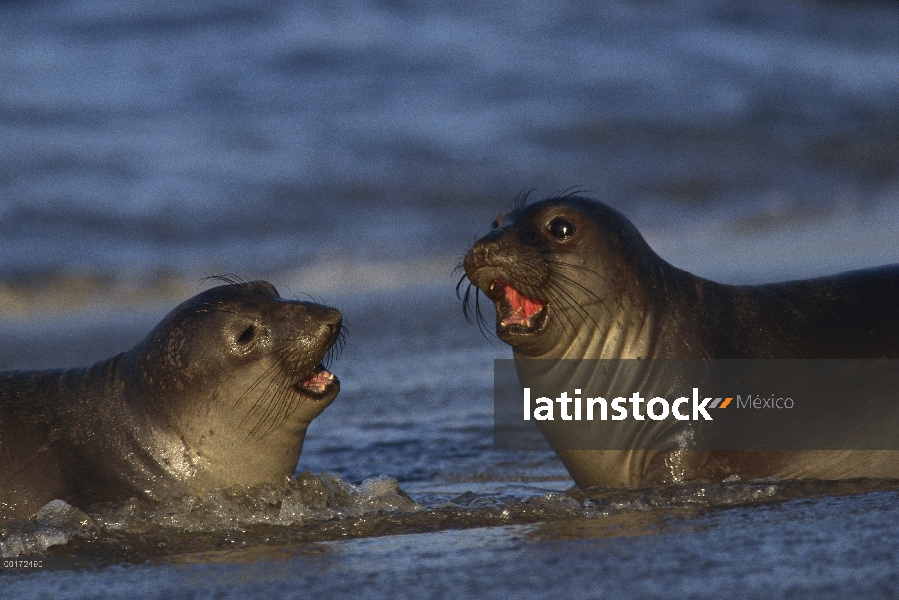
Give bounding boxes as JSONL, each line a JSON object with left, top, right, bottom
{"left": 1, "top": 0, "right": 898, "bottom": 597}
{"left": 0, "top": 0, "right": 896, "bottom": 285}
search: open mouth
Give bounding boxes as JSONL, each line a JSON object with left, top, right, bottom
{"left": 296, "top": 364, "right": 338, "bottom": 397}
{"left": 490, "top": 279, "right": 547, "bottom": 335}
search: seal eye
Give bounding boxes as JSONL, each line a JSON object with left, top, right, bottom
{"left": 491, "top": 219, "right": 500, "bottom": 229}
{"left": 237, "top": 325, "right": 257, "bottom": 345}
{"left": 548, "top": 218, "right": 576, "bottom": 240}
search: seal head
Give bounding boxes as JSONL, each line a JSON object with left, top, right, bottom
{"left": 464, "top": 196, "right": 666, "bottom": 360}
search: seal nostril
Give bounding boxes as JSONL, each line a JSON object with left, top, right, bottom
{"left": 326, "top": 319, "right": 343, "bottom": 340}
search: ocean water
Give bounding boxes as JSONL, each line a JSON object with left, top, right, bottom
{"left": 1, "top": 0, "right": 898, "bottom": 597}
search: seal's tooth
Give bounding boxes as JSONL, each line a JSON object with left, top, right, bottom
{"left": 299, "top": 367, "right": 334, "bottom": 389}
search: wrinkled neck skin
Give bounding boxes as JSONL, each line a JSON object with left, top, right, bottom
{"left": 513, "top": 273, "right": 659, "bottom": 362}
{"left": 514, "top": 252, "right": 722, "bottom": 488}
{"left": 120, "top": 345, "right": 321, "bottom": 496}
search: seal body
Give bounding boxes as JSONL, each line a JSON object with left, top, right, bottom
{"left": 463, "top": 195, "right": 899, "bottom": 488}
{"left": 0, "top": 281, "right": 342, "bottom": 522}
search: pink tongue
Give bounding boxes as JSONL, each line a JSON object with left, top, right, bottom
{"left": 497, "top": 282, "right": 544, "bottom": 326}
{"left": 300, "top": 369, "right": 333, "bottom": 390}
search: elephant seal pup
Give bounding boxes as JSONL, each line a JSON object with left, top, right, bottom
{"left": 461, "top": 194, "right": 899, "bottom": 488}
{"left": 0, "top": 280, "right": 343, "bottom": 522}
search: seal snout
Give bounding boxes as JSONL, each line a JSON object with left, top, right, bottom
{"left": 296, "top": 306, "right": 343, "bottom": 400}
{"left": 461, "top": 221, "right": 552, "bottom": 342}
{"left": 297, "top": 305, "right": 343, "bottom": 353}
{"left": 323, "top": 311, "right": 343, "bottom": 343}
{"left": 463, "top": 230, "right": 520, "bottom": 284}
